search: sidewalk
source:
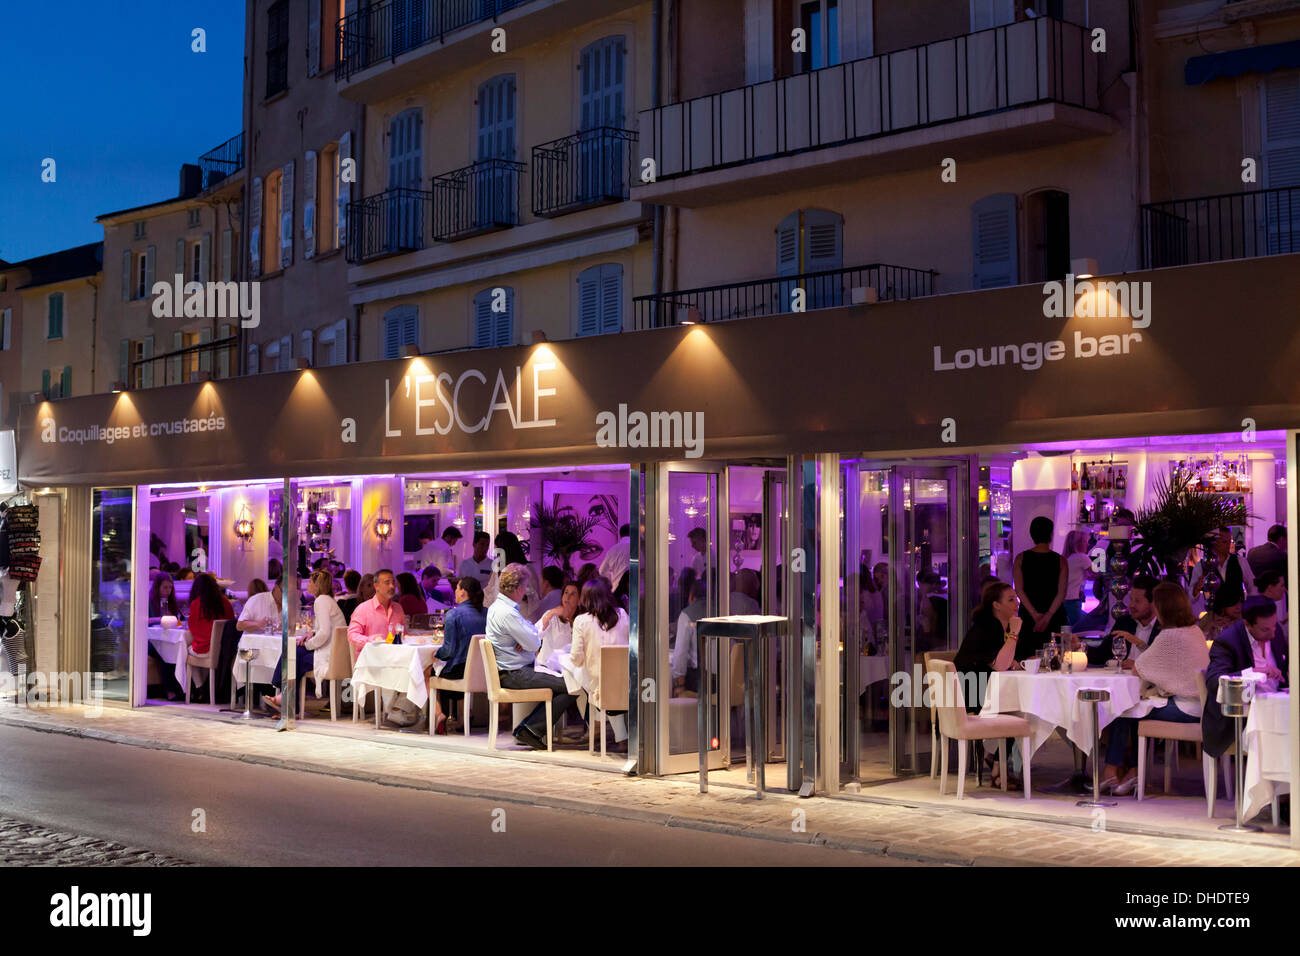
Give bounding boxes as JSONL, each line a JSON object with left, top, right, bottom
{"left": 1, "top": 703, "right": 1294, "bottom": 867}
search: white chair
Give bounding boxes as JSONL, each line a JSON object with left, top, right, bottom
{"left": 930, "top": 659, "right": 1033, "bottom": 800}
{"left": 298, "top": 625, "right": 351, "bottom": 721}
{"left": 479, "top": 639, "right": 552, "bottom": 751}
{"left": 428, "top": 634, "right": 488, "bottom": 738}
{"left": 184, "top": 620, "right": 226, "bottom": 704}
{"left": 922, "top": 650, "right": 959, "bottom": 778}
{"left": 588, "top": 644, "right": 630, "bottom": 757}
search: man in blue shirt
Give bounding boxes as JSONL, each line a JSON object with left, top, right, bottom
{"left": 488, "top": 563, "right": 577, "bottom": 750}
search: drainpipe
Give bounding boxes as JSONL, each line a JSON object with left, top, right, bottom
{"left": 241, "top": 0, "right": 256, "bottom": 375}
{"left": 87, "top": 277, "right": 99, "bottom": 394}
{"left": 650, "top": 0, "right": 664, "bottom": 301}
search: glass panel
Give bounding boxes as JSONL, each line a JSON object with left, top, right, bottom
{"left": 91, "top": 488, "right": 133, "bottom": 702}
{"left": 667, "top": 470, "right": 719, "bottom": 756}
{"left": 852, "top": 468, "right": 891, "bottom": 780}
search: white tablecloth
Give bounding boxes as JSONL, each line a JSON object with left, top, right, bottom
{"left": 147, "top": 626, "right": 190, "bottom": 687}
{"left": 232, "top": 633, "right": 284, "bottom": 688}
{"left": 981, "top": 670, "right": 1150, "bottom": 756}
{"left": 1243, "top": 692, "right": 1291, "bottom": 822}
{"left": 859, "top": 655, "right": 891, "bottom": 688}
{"left": 352, "top": 642, "right": 441, "bottom": 710}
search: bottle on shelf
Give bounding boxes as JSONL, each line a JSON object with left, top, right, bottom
{"left": 1071, "top": 462, "right": 1079, "bottom": 491}
{"left": 1115, "top": 467, "right": 1126, "bottom": 493}
{"left": 1078, "top": 499, "right": 1090, "bottom": 523}
{"left": 1080, "top": 464, "right": 1090, "bottom": 491}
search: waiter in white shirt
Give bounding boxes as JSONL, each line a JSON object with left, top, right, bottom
{"left": 1189, "top": 527, "right": 1255, "bottom": 615}
{"left": 420, "top": 526, "right": 462, "bottom": 576}
{"left": 458, "top": 531, "right": 495, "bottom": 586}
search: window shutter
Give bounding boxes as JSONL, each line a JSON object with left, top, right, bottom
{"left": 334, "top": 318, "right": 348, "bottom": 364}
{"left": 804, "top": 209, "right": 843, "bottom": 273}
{"left": 142, "top": 335, "right": 154, "bottom": 388}
{"left": 280, "top": 160, "right": 295, "bottom": 269}
{"left": 473, "top": 291, "right": 493, "bottom": 348}
{"left": 171, "top": 331, "right": 184, "bottom": 384}
{"left": 577, "top": 269, "right": 601, "bottom": 336}
{"left": 247, "top": 343, "right": 260, "bottom": 375}
{"left": 121, "top": 250, "right": 132, "bottom": 301}
{"left": 385, "top": 311, "right": 401, "bottom": 358}
{"left": 972, "top": 193, "right": 1019, "bottom": 289}
{"left": 250, "top": 176, "right": 263, "bottom": 277}
{"left": 337, "top": 131, "right": 352, "bottom": 251}
{"left": 1262, "top": 72, "right": 1300, "bottom": 253}
{"left": 220, "top": 229, "right": 233, "bottom": 281}
{"left": 280, "top": 334, "right": 293, "bottom": 370}
{"left": 218, "top": 323, "right": 233, "bottom": 378}
{"left": 199, "top": 232, "right": 211, "bottom": 282}
{"left": 144, "top": 244, "right": 156, "bottom": 294}
{"left": 494, "top": 288, "right": 514, "bottom": 347}
{"left": 776, "top": 211, "right": 800, "bottom": 276}
{"left": 403, "top": 310, "right": 418, "bottom": 351}
{"left": 1, "top": 308, "right": 10, "bottom": 350}
{"left": 599, "top": 263, "right": 623, "bottom": 333}
{"left": 60, "top": 365, "right": 71, "bottom": 398}
{"left": 175, "top": 238, "right": 186, "bottom": 279}
{"left": 119, "top": 338, "right": 129, "bottom": 386}
{"left": 303, "top": 150, "right": 317, "bottom": 259}
{"left": 300, "top": 329, "right": 314, "bottom": 366}
{"left": 308, "top": 0, "right": 321, "bottom": 76}
{"left": 41, "top": 369, "right": 50, "bottom": 399}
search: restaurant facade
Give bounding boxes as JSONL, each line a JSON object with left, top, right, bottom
{"left": 12, "top": 251, "right": 1300, "bottom": 847}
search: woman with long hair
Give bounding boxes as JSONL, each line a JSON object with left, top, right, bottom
{"left": 535, "top": 580, "right": 581, "bottom": 674}
{"left": 494, "top": 531, "right": 528, "bottom": 566}
{"left": 953, "top": 580, "right": 1023, "bottom": 787}
{"left": 432, "top": 576, "right": 488, "bottom": 733}
{"left": 148, "top": 572, "right": 181, "bottom": 623}
{"left": 1062, "top": 529, "right": 1093, "bottom": 628}
{"left": 356, "top": 573, "right": 376, "bottom": 605}
{"left": 263, "top": 570, "right": 346, "bottom": 715}
{"left": 185, "top": 572, "right": 234, "bottom": 703}
{"left": 569, "top": 577, "right": 630, "bottom": 748}
{"left": 395, "top": 571, "right": 426, "bottom": 618}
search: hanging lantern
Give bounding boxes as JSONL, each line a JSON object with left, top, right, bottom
{"left": 375, "top": 505, "right": 393, "bottom": 542}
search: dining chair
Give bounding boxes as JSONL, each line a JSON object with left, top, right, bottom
{"left": 478, "top": 639, "right": 552, "bottom": 751}
{"left": 300, "top": 625, "right": 351, "bottom": 721}
{"left": 588, "top": 644, "right": 630, "bottom": 757}
{"left": 930, "top": 659, "right": 1033, "bottom": 800}
{"left": 922, "top": 650, "right": 959, "bottom": 779}
{"left": 184, "top": 620, "right": 225, "bottom": 705}
{"left": 428, "top": 634, "right": 488, "bottom": 738}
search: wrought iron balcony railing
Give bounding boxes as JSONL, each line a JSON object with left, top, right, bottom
{"left": 431, "top": 158, "right": 525, "bottom": 241}
{"left": 336, "top": 0, "right": 536, "bottom": 81}
{"left": 130, "top": 336, "right": 240, "bottom": 388}
{"left": 346, "top": 186, "right": 432, "bottom": 263}
{"left": 198, "top": 133, "right": 245, "bottom": 190}
{"left": 640, "top": 16, "right": 1099, "bottom": 182}
{"left": 632, "top": 264, "right": 938, "bottom": 330}
{"left": 532, "top": 127, "right": 637, "bottom": 218}
{"left": 1140, "top": 186, "right": 1300, "bottom": 269}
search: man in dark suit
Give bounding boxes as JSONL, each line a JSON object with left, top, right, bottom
{"left": 1202, "top": 596, "right": 1289, "bottom": 758}
{"left": 1085, "top": 574, "right": 1160, "bottom": 666}
{"left": 1247, "top": 523, "right": 1287, "bottom": 585}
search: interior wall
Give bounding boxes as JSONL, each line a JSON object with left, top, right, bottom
{"left": 217, "top": 485, "right": 269, "bottom": 592}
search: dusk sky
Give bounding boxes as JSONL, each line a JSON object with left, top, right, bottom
{"left": 0, "top": 0, "right": 244, "bottom": 263}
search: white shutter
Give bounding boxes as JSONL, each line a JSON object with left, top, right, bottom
{"left": 199, "top": 232, "right": 211, "bottom": 282}
{"left": 303, "top": 149, "right": 318, "bottom": 259}
{"left": 776, "top": 211, "right": 800, "bottom": 275}
{"left": 473, "top": 291, "right": 493, "bottom": 348}
{"left": 175, "top": 238, "right": 186, "bottom": 279}
{"left": 599, "top": 263, "right": 623, "bottom": 333}
{"left": 335, "top": 318, "right": 349, "bottom": 363}
{"left": 493, "top": 288, "right": 514, "bottom": 347}
{"left": 220, "top": 229, "right": 233, "bottom": 281}
{"left": 121, "top": 250, "right": 132, "bottom": 301}
{"left": 308, "top": 0, "right": 321, "bottom": 76}
{"left": 144, "top": 244, "right": 156, "bottom": 293}
{"left": 1263, "top": 72, "right": 1300, "bottom": 253}
{"left": 280, "top": 160, "right": 295, "bottom": 269}
{"left": 337, "top": 131, "right": 352, "bottom": 251}
{"left": 577, "top": 269, "right": 600, "bottom": 336}
{"left": 250, "top": 176, "right": 263, "bottom": 278}
{"left": 972, "top": 193, "right": 1019, "bottom": 289}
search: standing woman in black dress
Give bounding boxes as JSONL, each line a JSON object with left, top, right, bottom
{"left": 1013, "top": 516, "right": 1069, "bottom": 660}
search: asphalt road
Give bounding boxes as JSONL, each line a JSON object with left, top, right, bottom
{"left": 0, "top": 724, "right": 911, "bottom": 866}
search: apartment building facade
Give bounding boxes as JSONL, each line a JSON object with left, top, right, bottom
{"left": 0, "top": 259, "right": 23, "bottom": 428}
{"left": 336, "top": 0, "right": 655, "bottom": 356}
{"left": 96, "top": 156, "right": 244, "bottom": 392}
{"left": 243, "top": 0, "right": 363, "bottom": 373}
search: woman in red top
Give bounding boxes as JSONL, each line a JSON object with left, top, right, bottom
{"left": 396, "top": 572, "right": 427, "bottom": 619}
{"left": 188, "top": 572, "right": 234, "bottom": 655}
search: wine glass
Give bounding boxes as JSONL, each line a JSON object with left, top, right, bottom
{"left": 1112, "top": 636, "right": 1128, "bottom": 666}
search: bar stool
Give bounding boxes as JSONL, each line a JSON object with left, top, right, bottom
{"left": 1077, "top": 688, "right": 1117, "bottom": 808}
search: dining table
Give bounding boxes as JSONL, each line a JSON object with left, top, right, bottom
{"left": 1242, "top": 691, "right": 1291, "bottom": 824}
{"left": 351, "top": 637, "right": 444, "bottom": 728}
{"left": 980, "top": 668, "right": 1156, "bottom": 757}
{"left": 146, "top": 625, "right": 190, "bottom": 689}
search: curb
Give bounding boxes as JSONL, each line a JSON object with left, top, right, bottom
{"left": 0, "top": 712, "right": 976, "bottom": 867}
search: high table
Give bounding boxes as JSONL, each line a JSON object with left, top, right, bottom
{"left": 695, "top": 615, "right": 789, "bottom": 798}
{"left": 230, "top": 633, "right": 284, "bottom": 710}
{"left": 1242, "top": 691, "right": 1290, "bottom": 824}
{"left": 352, "top": 640, "right": 442, "bottom": 729}
{"left": 146, "top": 626, "right": 190, "bottom": 689}
{"left": 981, "top": 670, "right": 1151, "bottom": 757}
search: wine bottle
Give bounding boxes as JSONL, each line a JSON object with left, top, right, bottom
{"left": 1080, "top": 464, "right": 1090, "bottom": 491}
{"left": 1071, "top": 463, "right": 1079, "bottom": 491}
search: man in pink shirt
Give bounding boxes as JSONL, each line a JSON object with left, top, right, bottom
{"left": 346, "top": 569, "right": 419, "bottom": 726}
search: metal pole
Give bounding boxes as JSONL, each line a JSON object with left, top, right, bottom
{"left": 277, "top": 477, "right": 297, "bottom": 731}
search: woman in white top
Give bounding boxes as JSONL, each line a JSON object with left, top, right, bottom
{"left": 263, "top": 570, "right": 346, "bottom": 713}
{"left": 1101, "top": 582, "right": 1210, "bottom": 794}
{"left": 534, "top": 581, "right": 580, "bottom": 675}
{"left": 1062, "top": 530, "right": 1093, "bottom": 628}
{"left": 568, "top": 577, "right": 630, "bottom": 741}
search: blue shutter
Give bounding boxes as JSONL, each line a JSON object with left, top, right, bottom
{"left": 599, "top": 263, "right": 623, "bottom": 333}
{"left": 473, "top": 290, "right": 493, "bottom": 348}
{"left": 577, "top": 268, "right": 601, "bottom": 336}
{"left": 384, "top": 306, "right": 418, "bottom": 357}
{"left": 972, "top": 193, "right": 1019, "bottom": 289}
{"left": 581, "top": 36, "right": 627, "bottom": 130}
{"left": 477, "top": 75, "right": 517, "bottom": 161}
{"left": 60, "top": 365, "right": 71, "bottom": 398}
{"left": 402, "top": 308, "right": 418, "bottom": 351}
{"left": 494, "top": 288, "right": 514, "bottom": 347}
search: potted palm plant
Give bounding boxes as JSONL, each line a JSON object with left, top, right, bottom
{"left": 530, "top": 501, "right": 602, "bottom": 575}
{"left": 1128, "top": 465, "right": 1250, "bottom": 584}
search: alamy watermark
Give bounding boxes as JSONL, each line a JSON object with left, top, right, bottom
{"left": 151, "top": 274, "right": 260, "bottom": 328}
{"left": 595, "top": 404, "right": 704, "bottom": 459}
{"left": 1, "top": 671, "right": 104, "bottom": 716}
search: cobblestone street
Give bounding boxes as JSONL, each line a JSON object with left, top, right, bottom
{"left": 0, "top": 814, "right": 192, "bottom": 867}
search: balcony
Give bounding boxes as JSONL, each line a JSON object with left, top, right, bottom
{"left": 532, "top": 127, "right": 637, "bottom": 218}
{"left": 632, "top": 263, "right": 937, "bottom": 330}
{"left": 347, "top": 187, "right": 432, "bottom": 263}
{"left": 131, "top": 337, "right": 240, "bottom": 388}
{"left": 335, "top": 0, "right": 642, "bottom": 103}
{"left": 431, "top": 159, "right": 524, "bottom": 241}
{"left": 198, "top": 133, "right": 245, "bottom": 191}
{"left": 634, "top": 17, "right": 1111, "bottom": 207}
{"left": 1140, "top": 186, "right": 1300, "bottom": 269}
